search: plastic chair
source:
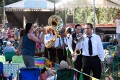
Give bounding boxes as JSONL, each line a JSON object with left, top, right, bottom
{"left": 0, "top": 62, "right": 3, "bottom": 79}
{"left": 0, "top": 55, "right": 6, "bottom": 63}
{"left": 12, "top": 55, "right": 25, "bottom": 68}
{"left": 19, "top": 67, "right": 40, "bottom": 80}
{"left": 57, "top": 69, "right": 75, "bottom": 80}
{"left": 3, "top": 63, "right": 19, "bottom": 79}
{"left": 0, "top": 62, "right": 12, "bottom": 80}
{"left": 4, "top": 52, "right": 15, "bottom": 63}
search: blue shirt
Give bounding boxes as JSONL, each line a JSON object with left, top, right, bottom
{"left": 3, "top": 46, "right": 16, "bottom": 54}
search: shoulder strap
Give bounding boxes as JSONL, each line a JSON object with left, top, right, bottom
{"left": 72, "top": 33, "right": 76, "bottom": 39}
{"left": 72, "top": 33, "right": 77, "bottom": 51}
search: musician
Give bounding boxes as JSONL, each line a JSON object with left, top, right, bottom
{"left": 65, "top": 27, "right": 73, "bottom": 67}
{"left": 54, "top": 30, "right": 67, "bottom": 63}
{"left": 76, "top": 23, "right": 104, "bottom": 80}
{"left": 44, "top": 26, "right": 56, "bottom": 63}
{"left": 68, "top": 24, "right": 83, "bottom": 80}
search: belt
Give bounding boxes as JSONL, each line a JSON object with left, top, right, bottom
{"left": 83, "top": 55, "right": 98, "bottom": 58}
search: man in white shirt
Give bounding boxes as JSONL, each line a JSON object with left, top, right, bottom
{"left": 76, "top": 23, "right": 104, "bottom": 80}
{"left": 44, "top": 27, "right": 56, "bottom": 62}
{"left": 115, "top": 16, "right": 120, "bottom": 45}
{"left": 68, "top": 24, "right": 83, "bottom": 80}
{"left": 54, "top": 30, "right": 67, "bottom": 63}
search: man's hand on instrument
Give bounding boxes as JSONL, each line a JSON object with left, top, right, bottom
{"left": 71, "top": 52, "right": 75, "bottom": 57}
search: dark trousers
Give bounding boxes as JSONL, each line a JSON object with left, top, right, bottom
{"left": 74, "top": 54, "right": 82, "bottom": 80}
{"left": 57, "top": 48, "right": 67, "bottom": 63}
{"left": 44, "top": 47, "right": 56, "bottom": 63}
{"left": 82, "top": 55, "right": 101, "bottom": 80}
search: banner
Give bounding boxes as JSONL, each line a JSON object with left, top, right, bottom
{"left": 24, "top": 0, "right": 47, "bottom": 8}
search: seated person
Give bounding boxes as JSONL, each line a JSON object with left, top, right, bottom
{"left": 57, "top": 60, "right": 75, "bottom": 80}
{"left": 40, "top": 68, "right": 48, "bottom": 80}
{"left": 40, "top": 67, "right": 56, "bottom": 80}
{"left": 59, "top": 60, "right": 69, "bottom": 69}
{"left": 3, "top": 41, "right": 16, "bottom": 54}
{"left": 46, "top": 68, "right": 56, "bottom": 80}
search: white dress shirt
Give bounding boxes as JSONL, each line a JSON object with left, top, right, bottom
{"left": 115, "top": 19, "right": 120, "bottom": 33}
{"left": 54, "top": 37, "right": 68, "bottom": 48}
{"left": 67, "top": 34, "right": 79, "bottom": 54}
{"left": 44, "top": 34, "right": 55, "bottom": 44}
{"left": 76, "top": 34, "right": 104, "bottom": 61}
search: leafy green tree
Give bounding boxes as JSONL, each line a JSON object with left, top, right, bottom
{"left": 73, "top": 7, "right": 120, "bottom": 24}
{"left": 5, "top": 0, "right": 20, "bottom": 5}
{"left": 0, "top": 0, "right": 20, "bottom": 24}
{"left": 56, "top": 10, "right": 65, "bottom": 23}
{"left": 0, "top": 0, "right": 3, "bottom": 24}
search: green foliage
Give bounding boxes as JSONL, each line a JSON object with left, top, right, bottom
{"left": 5, "top": 0, "right": 20, "bottom": 5}
{"left": 0, "top": 0, "right": 3, "bottom": 24}
{"left": 74, "top": 7, "right": 93, "bottom": 24}
{"left": 0, "top": 0, "right": 20, "bottom": 24}
{"left": 57, "top": 7, "right": 120, "bottom": 24}
{"left": 56, "top": 10, "right": 65, "bottom": 23}
{"left": 97, "top": 8, "right": 120, "bottom": 24}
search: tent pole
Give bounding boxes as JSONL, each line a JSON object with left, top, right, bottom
{"left": 73, "top": 8, "right": 74, "bottom": 23}
{"left": 54, "top": 0, "right": 56, "bottom": 14}
{"left": 3, "top": 0, "right": 5, "bottom": 27}
{"left": 65, "top": 8, "right": 66, "bottom": 24}
{"left": 93, "top": 0, "right": 96, "bottom": 33}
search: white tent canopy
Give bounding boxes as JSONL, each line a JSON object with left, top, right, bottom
{"left": 5, "top": 0, "right": 54, "bottom": 11}
{"left": 109, "top": 0, "right": 120, "bottom": 5}
{"left": 56, "top": 0, "right": 120, "bottom": 9}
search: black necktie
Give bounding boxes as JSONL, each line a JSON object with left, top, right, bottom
{"left": 62, "top": 38, "right": 65, "bottom": 53}
{"left": 88, "top": 36, "right": 93, "bottom": 55}
{"left": 62, "top": 38, "right": 65, "bottom": 47}
{"left": 59, "top": 38, "right": 61, "bottom": 47}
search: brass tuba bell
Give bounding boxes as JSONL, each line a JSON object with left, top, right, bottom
{"left": 45, "top": 15, "right": 63, "bottom": 48}
{"left": 48, "top": 15, "right": 63, "bottom": 31}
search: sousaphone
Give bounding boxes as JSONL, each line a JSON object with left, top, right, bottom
{"left": 45, "top": 15, "right": 63, "bottom": 48}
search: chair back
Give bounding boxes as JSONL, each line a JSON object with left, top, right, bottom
{"left": 57, "top": 69, "right": 75, "bottom": 80}
{"left": 0, "top": 62, "right": 3, "bottom": 75}
{"left": 0, "top": 56, "right": 6, "bottom": 63}
{"left": 4, "top": 52, "right": 15, "bottom": 62}
{"left": 12, "top": 55, "right": 25, "bottom": 68}
{"left": 19, "top": 67, "right": 40, "bottom": 80}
